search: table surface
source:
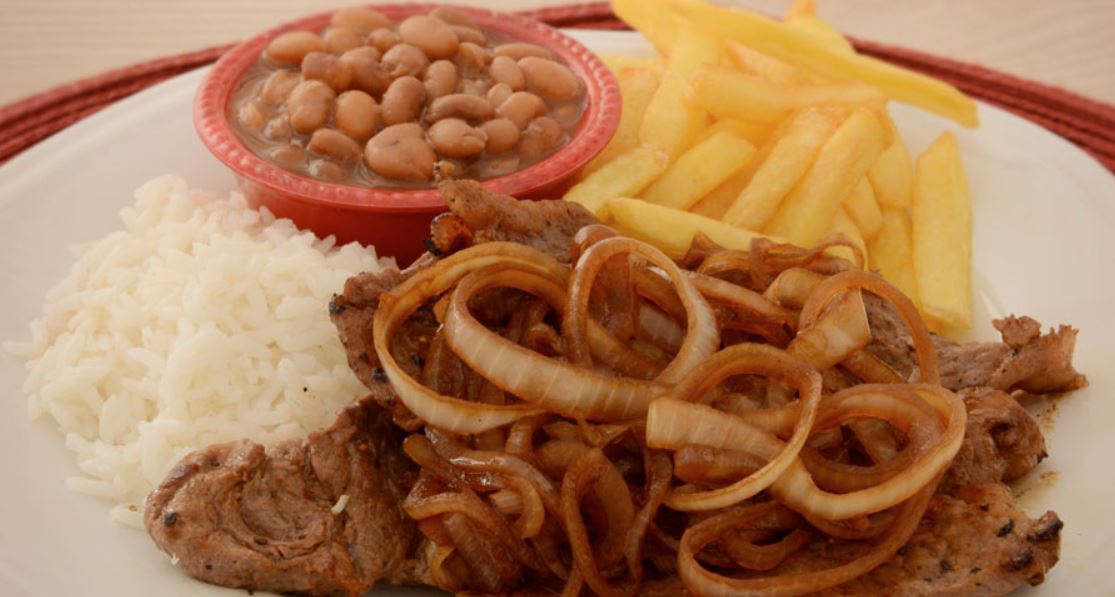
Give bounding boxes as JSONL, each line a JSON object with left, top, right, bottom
{"left": 1, "top": 0, "right": 1113, "bottom": 107}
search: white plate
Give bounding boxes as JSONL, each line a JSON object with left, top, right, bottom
{"left": 1, "top": 30, "right": 1113, "bottom": 597}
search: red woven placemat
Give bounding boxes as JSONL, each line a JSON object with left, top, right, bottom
{"left": 1, "top": 2, "right": 1113, "bottom": 172}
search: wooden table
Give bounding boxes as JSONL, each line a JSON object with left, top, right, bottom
{"left": 1, "top": 0, "right": 1113, "bottom": 106}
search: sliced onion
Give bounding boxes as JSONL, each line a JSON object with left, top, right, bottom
{"left": 787, "top": 287, "right": 870, "bottom": 370}
{"left": 689, "top": 272, "right": 798, "bottom": 331}
{"left": 762, "top": 267, "right": 826, "bottom": 309}
{"left": 561, "top": 447, "right": 637, "bottom": 597}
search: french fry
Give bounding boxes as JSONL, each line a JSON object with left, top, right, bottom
{"left": 585, "top": 67, "right": 660, "bottom": 174}
{"left": 693, "top": 117, "right": 774, "bottom": 148}
{"left": 783, "top": 0, "right": 816, "bottom": 20}
{"left": 912, "top": 132, "right": 972, "bottom": 328}
{"left": 599, "top": 54, "right": 664, "bottom": 75}
{"left": 868, "top": 207, "right": 920, "bottom": 306}
{"left": 690, "top": 168, "right": 750, "bottom": 219}
{"left": 722, "top": 107, "right": 846, "bottom": 230}
{"left": 639, "top": 22, "right": 721, "bottom": 158}
{"left": 613, "top": 0, "right": 679, "bottom": 56}
{"left": 765, "top": 108, "right": 889, "bottom": 247}
{"left": 687, "top": 65, "right": 887, "bottom": 125}
{"left": 675, "top": 1, "right": 979, "bottom": 127}
{"left": 784, "top": 0, "right": 855, "bottom": 55}
{"left": 724, "top": 40, "right": 816, "bottom": 86}
{"left": 641, "top": 131, "right": 756, "bottom": 210}
{"left": 843, "top": 177, "right": 883, "bottom": 239}
{"left": 607, "top": 197, "right": 779, "bottom": 259}
{"left": 823, "top": 208, "right": 867, "bottom": 267}
{"left": 564, "top": 145, "right": 669, "bottom": 218}
{"left": 867, "top": 117, "right": 915, "bottom": 207}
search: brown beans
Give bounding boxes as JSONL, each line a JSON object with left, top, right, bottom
{"left": 334, "top": 90, "right": 378, "bottom": 141}
{"left": 286, "top": 80, "right": 335, "bottom": 133}
{"left": 367, "top": 28, "right": 400, "bottom": 53}
{"left": 496, "top": 91, "right": 547, "bottom": 129}
{"left": 519, "top": 116, "right": 564, "bottom": 161}
{"left": 263, "top": 114, "right": 292, "bottom": 141}
{"left": 268, "top": 144, "right": 305, "bottom": 168}
{"left": 493, "top": 42, "right": 553, "bottom": 61}
{"left": 237, "top": 99, "right": 267, "bottom": 131}
{"left": 365, "top": 123, "right": 436, "bottom": 181}
{"left": 265, "top": 31, "right": 324, "bottom": 66}
{"left": 380, "top": 76, "right": 426, "bottom": 125}
{"left": 429, "top": 7, "right": 479, "bottom": 29}
{"left": 423, "top": 60, "right": 458, "bottom": 100}
{"left": 301, "top": 52, "right": 351, "bottom": 92}
{"left": 382, "top": 43, "right": 429, "bottom": 78}
{"left": 518, "top": 57, "right": 580, "bottom": 101}
{"left": 480, "top": 118, "right": 519, "bottom": 154}
{"left": 450, "top": 25, "right": 486, "bottom": 46}
{"left": 311, "top": 159, "right": 347, "bottom": 180}
{"left": 427, "top": 118, "right": 487, "bottom": 158}
{"left": 323, "top": 27, "right": 363, "bottom": 55}
{"left": 425, "top": 93, "right": 493, "bottom": 123}
{"left": 455, "top": 42, "right": 491, "bottom": 74}
{"left": 398, "top": 16, "right": 459, "bottom": 60}
{"left": 331, "top": 7, "right": 391, "bottom": 34}
{"left": 486, "top": 83, "right": 513, "bottom": 111}
{"left": 341, "top": 47, "right": 390, "bottom": 97}
{"left": 458, "top": 78, "right": 490, "bottom": 97}
{"left": 259, "top": 70, "right": 300, "bottom": 106}
{"left": 308, "top": 128, "right": 363, "bottom": 164}
{"left": 489, "top": 56, "right": 525, "bottom": 91}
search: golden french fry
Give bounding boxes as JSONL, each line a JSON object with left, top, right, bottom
{"left": 690, "top": 168, "right": 750, "bottom": 219}
{"left": 585, "top": 67, "right": 660, "bottom": 174}
{"left": 564, "top": 145, "right": 669, "bottom": 218}
{"left": 693, "top": 117, "right": 774, "bottom": 148}
{"left": 687, "top": 65, "right": 887, "bottom": 124}
{"left": 843, "top": 177, "right": 883, "bottom": 239}
{"left": 598, "top": 54, "right": 664, "bottom": 75}
{"left": 722, "top": 107, "right": 846, "bottom": 230}
{"left": 676, "top": 1, "right": 979, "bottom": 127}
{"left": 612, "top": 0, "right": 679, "bottom": 56}
{"left": 867, "top": 117, "right": 915, "bottom": 207}
{"left": 784, "top": 0, "right": 816, "bottom": 20}
{"left": 765, "top": 108, "right": 889, "bottom": 247}
{"left": 641, "top": 131, "right": 757, "bottom": 210}
{"left": 639, "top": 22, "right": 721, "bottom": 158}
{"left": 823, "top": 207, "right": 867, "bottom": 267}
{"left": 912, "top": 132, "right": 972, "bottom": 328}
{"left": 607, "top": 197, "right": 779, "bottom": 258}
{"left": 724, "top": 40, "right": 816, "bottom": 86}
{"left": 868, "top": 207, "right": 920, "bottom": 306}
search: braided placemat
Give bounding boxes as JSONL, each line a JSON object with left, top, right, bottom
{"left": 1, "top": 2, "right": 1112, "bottom": 172}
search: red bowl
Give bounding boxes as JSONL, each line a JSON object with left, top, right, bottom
{"left": 195, "top": 3, "right": 620, "bottom": 265}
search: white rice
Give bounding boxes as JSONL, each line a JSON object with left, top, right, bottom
{"left": 4, "top": 175, "right": 390, "bottom": 528}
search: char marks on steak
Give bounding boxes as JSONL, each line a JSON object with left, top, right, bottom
{"left": 145, "top": 397, "right": 426, "bottom": 596}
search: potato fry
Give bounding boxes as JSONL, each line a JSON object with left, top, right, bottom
{"left": 867, "top": 117, "right": 915, "bottom": 207}
{"left": 868, "top": 207, "right": 919, "bottom": 306}
{"left": 687, "top": 65, "right": 887, "bottom": 124}
{"left": 765, "top": 108, "right": 889, "bottom": 247}
{"left": 598, "top": 54, "right": 664, "bottom": 75}
{"left": 690, "top": 168, "right": 750, "bottom": 219}
{"left": 585, "top": 67, "right": 660, "bottom": 174}
{"left": 693, "top": 117, "right": 774, "bottom": 148}
{"left": 912, "top": 132, "right": 972, "bottom": 328}
{"left": 784, "top": 0, "right": 816, "bottom": 19}
{"left": 675, "top": 2, "right": 979, "bottom": 127}
{"left": 843, "top": 177, "right": 883, "bottom": 239}
{"left": 823, "top": 208, "right": 866, "bottom": 267}
{"left": 564, "top": 145, "right": 669, "bottom": 218}
{"left": 607, "top": 197, "right": 779, "bottom": 259}
{"left": 722, "top": 107, "right": 846, "bottom": 230}
{"left": 724, "top": 40, "right": 816, "bottom": 86}
{"left": 639, "top": 22, "right": 721, "bottom": 158}
{"left": 641, "top": 131, "right": 756, "bottom": 210}
{"left": 613, "top": 0, "right": 679, "bottom": 56}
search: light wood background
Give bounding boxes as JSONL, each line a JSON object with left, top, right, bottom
{"left": 1, "top": 0, "right": 1113, "bottom": 106}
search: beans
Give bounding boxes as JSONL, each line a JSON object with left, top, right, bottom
{"left": 323, "top": 27, "right": 363, "bottom": 55}
{"left": 266, "top": 31, "right": 324, "bottom": 67}
{"left": 331, "top": 7, "right": 391, "bottom": 34}
{"left": 368, "top": 28, "right": 400, "bottom": 53}
{"left": 493, "top": 42, "right": 553, "bottom": 61}
{"left": 423, "top": 60, "right": 458, "bottom": 100}
{"left": 365, "top": 123, "right": 436, "bottom": 181}
{"left": 382, "top": 43, "right": 429, "bottom": 78}
{"left": 458, "top": 78, "right": 490, "bottom": 97}
{"left": 312, "top": 159, "right": 347, "bottom": 180}
{"left": 237, "top": 99, "right": 267, "bottom": 131}
{"left": 496, "top": 91, "right": 547, "bottom": 129}
{"left": 259, "top": 70, "right": 300, "bottom": 106}
{"left": 263, "top": 114, "right": 292, "bottom": 141}
{"left": 480, "top": 118, "right": 519, "bottom": 154}
{"left": 427, "top": 118, "right": 487, "bottom": 158}
{"left": 473, "top": 154, "right": 520, "bottom": 178}
{"left": 551, "top": 102, "right": 583, "bottom": 128}
{"left": 489, "top": 56, "right": 525, "bottom": 91}
{"left": 301, "top": 52, "right": 351, "bottom": 92}
{"left": 486, "top": 83, "right": 513, "bottom": 111}
{"left": 517, "top": 57, "right": 580, "bottom": 101}
{"left": 286, "top": 80, "right": 335, "bottom": 133}
{"left": 268, "top": 144, "right": 305, "bottom": 168}
{"left": 429, "top": 7, "right": 479, "bottom": 29}
{"left": 380, "top": 76, "right": 426, "bottom": 125}
{"left": 450, "top": 25, "right": 486, "bottom": 46}
{"left": 455, "top": 42, "right": 491, "bottom": 74}
{"left": 341, "top": 47, "right": 390, "bottom": 97}
{"left": 398, "top": 16, "right": 459, "bottom": 60}
{"left": 519, "top": 116, "right": 564, "bottom": 161}
{"left": 425, "top": 93, "right": 493, "bottom": 123}
{"left": 308, "top": 128, "right": 363, "bottom": 164}
{"left": 334, "top": 90, "right": 378, "bottom": 141}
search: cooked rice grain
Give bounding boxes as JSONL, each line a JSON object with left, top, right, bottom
{"left": 4, "top": 175, "right": 388, "bottom": 527}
